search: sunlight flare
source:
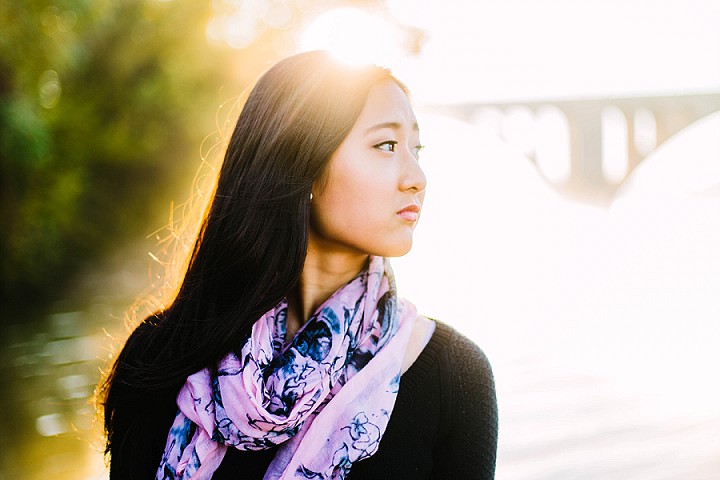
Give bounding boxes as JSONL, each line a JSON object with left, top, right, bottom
{"left": 298, "top": 7, "right": 403, "bottom": 67}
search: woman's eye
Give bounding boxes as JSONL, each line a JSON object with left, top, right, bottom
{"left": 414, "top": 144, "right": 425, "bottom": 158}
{"left": 374, "top": 141, "right": 397, "bottom": 152}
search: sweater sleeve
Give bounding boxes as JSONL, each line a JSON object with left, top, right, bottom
{"left": 432, "top": 326, "right": 498, "bottom": 479}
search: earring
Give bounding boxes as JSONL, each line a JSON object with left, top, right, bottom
{"left": 310, "top": 192, "right": 314, "bottom": 201}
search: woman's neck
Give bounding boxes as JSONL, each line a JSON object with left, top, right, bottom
{"left": 286, "top": 240, "right": 368, "bottom": 340}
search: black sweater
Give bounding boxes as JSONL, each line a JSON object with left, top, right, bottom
{"left": 110, "top": 321, "right": 498, "bottom": 479}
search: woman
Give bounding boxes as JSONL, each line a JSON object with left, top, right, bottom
{"left": 99, "top": 51, "right": 498, "bottom": 479}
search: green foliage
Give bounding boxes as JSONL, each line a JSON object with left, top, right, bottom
{"left": 0, "top": 0, "right": 241, "bottom": 304}
{"left": 0, "top": 0, "right": 383, "bottom": 308}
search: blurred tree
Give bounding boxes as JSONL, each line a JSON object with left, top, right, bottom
{"left": 0, "top": 0, "right": 260, "bottom": 308}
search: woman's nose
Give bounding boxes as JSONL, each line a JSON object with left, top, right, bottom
{"left": 400, "top": 148, "right": 427, "bottom": 193}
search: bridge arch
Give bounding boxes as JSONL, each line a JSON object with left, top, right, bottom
{"left": 428, "top": 92, "right": 720, "bottom": 204}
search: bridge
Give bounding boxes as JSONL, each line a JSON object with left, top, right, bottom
{"left": 427, "top": 92, "right": 720, "bottom": 204}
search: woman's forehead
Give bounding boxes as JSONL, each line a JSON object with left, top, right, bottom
{"left": 354, "top": 81, "right": 418, "bottom": 133}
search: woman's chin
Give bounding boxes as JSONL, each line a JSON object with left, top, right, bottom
{"left": 379, "top": 239, "right": 414, "bottom": 258}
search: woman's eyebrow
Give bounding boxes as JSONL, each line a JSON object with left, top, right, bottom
{"left": 364, "top": 121, "right": 419, "bottom": 135}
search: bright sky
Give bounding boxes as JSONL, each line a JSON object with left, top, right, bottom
{"left": 300, "top": 0, "right": 720, "bottom": 104}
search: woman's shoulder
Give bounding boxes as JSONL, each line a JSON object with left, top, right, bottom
{"left": 424, "top": 320, "right": 498, "bottom": 477}
{"left": 418, "top": 318, "right": 493, "bottom": 377}
{"left": 389, "top": 318, "right": 497, "bottom": 478}
{"left": 401, "top": 317, "right": 495, "bottom": 414}
{"left": 418, "top": 318, "right": 496, "bottom": 423}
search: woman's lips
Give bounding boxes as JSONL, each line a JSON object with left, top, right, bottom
{"left": 397, "top": 205, "right": 420, "bottom": 222}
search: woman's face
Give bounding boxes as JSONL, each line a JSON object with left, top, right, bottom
{"left": 310, "top": 80, "right": 426, "bottom": 258}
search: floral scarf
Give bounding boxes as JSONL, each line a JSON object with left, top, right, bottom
{"left": 156, "top": 256, "right": 423, "bottom": 480}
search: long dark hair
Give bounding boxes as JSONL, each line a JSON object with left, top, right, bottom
{"left": 98, "top": 51, "right": 405, "bottom": 477}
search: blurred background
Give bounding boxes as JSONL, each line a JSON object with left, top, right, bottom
{"left": 1, "top": 0, "right": 718, "bottom": 478}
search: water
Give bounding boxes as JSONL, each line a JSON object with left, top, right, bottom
{"left": 0, "top": 310, "right": 112, "bottom": 479}
{"left": 0, "top": 250, "right": 150, "bottom": 480}
{"left": 2, "top": 112, "right": 719, "bottom": 479}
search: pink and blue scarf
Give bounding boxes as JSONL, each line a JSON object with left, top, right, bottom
{"left": 156, "top": 256, "right": 423, "bottom": 479}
